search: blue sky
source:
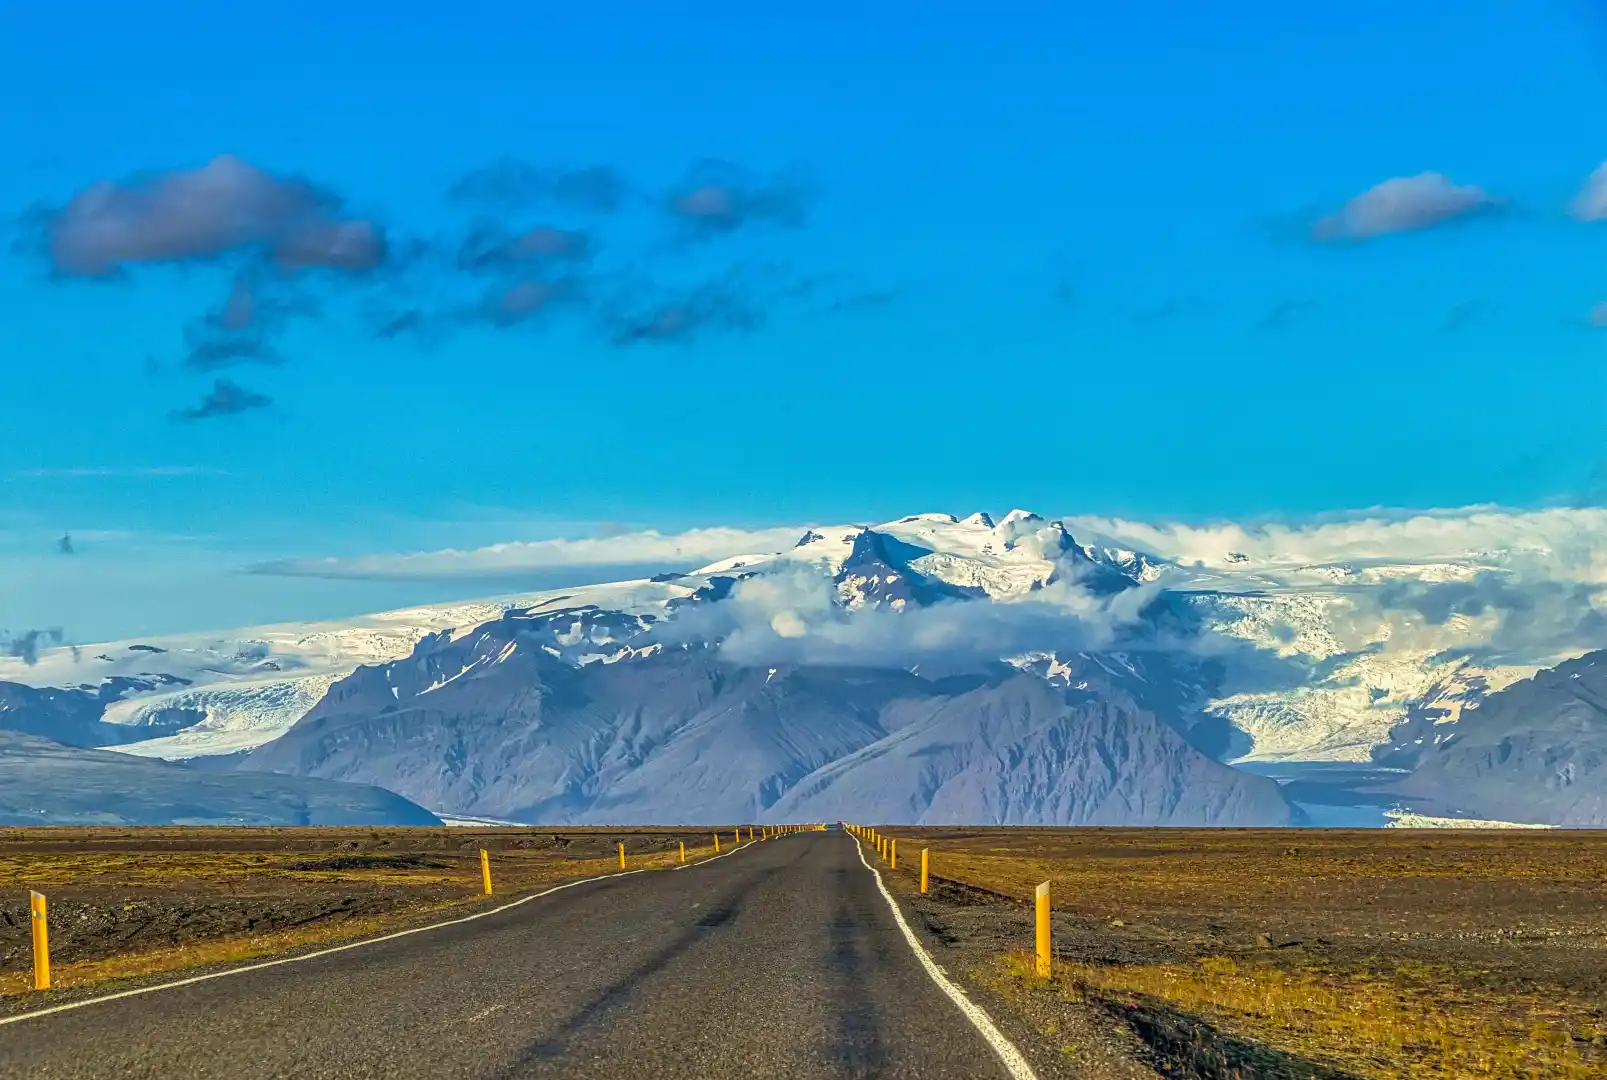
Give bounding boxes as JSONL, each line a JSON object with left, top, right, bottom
{"left": 5, "top": 1, "right": 1607, "bottom": 639}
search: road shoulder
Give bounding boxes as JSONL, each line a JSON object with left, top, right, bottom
{"left": 872, "top": 854, "right": 1162, "bottom": 1080}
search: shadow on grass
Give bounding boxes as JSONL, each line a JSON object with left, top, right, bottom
{"left": 1108, "top": 996, "right": 1364, "bottom": 1080}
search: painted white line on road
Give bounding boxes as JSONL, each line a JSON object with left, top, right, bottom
{"left": 855, "top": 840, "right": 1040, "bottom": 1080}
{"left": 0, "top": 840, "right": 759, "bottom": 1028}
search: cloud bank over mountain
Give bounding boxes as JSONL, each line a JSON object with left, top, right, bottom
{"left": 248, "top": 525, "right": 814, "bottom": 580}
{"left": 1065, "top": 506, "right": 1607, "bottom": 582}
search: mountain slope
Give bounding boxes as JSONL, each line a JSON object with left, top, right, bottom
{"left": 5, "top": 506, "right": 1592, "bottom": 827}
{"left": 2, "top": 508, "right": 1557, "bottom": 771}
{"left": 769, "top": 672, "right": 1291, "bottom": 825}
{"left": 245, "top": 613, "right": 1291, "bottom": 826}
{"left": 1381, "top": 650, "right": 1607, "bottom": 826}
{"left": 0, "top": 732, "right": 441, "bottom": 826}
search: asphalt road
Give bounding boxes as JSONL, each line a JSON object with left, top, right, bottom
{"left": 0, "top": 831, "right": 1021, "bottom": 1079}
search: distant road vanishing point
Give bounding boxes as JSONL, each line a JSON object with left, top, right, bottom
{"left": 0, "top": 831, "right": 1034, "bottom": 1080}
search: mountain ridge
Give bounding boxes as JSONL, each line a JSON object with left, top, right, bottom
{"left": 1, "top": 506, "right": 1598, "bottom": 826}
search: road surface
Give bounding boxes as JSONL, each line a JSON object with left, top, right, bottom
{"left": 0, "top": 831, "right": 1022, "bottom": 1079}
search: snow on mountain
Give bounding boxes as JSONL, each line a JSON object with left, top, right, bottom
{"left": 1151, "top": 557, "right": 1551, "bottom": 762}
{"left": 3, "top": 507, "right": 1600, "bottom": 786}
{"left": 0, "top": 597, "right": 547, "bottom": 758}
{"left": 244, "top": 617, "right": 1291, "bottom": 826}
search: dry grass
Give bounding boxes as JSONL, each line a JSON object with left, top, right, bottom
{"left": 0, "top": 898, "right": 470, "bottom": 996}
{"left": 871, "top": 828, "right": 1607, "bottom": 1079}
{"left": 1006, "top": 953, "right": 1603, "bottom": 1080}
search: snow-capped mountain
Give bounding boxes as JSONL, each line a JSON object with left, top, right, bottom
{"left": 1377, "top": 649, "right": 1607, "bottom": 826}
{"left": 2, "top": 507, "right": 1599, "bottom": 825}
{"left": 243, "top": 608, "right": 1289, "bottom": 826}
{"left": 0, "top": 597, "right": 538, "bottom": 760}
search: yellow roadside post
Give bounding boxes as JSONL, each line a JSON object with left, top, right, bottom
{"left": 714, "top": 832, "right": 721, "bottom": 854}
{"left": 732, "top": 828, "right": 740, "bottom": 847}
{"left": 921, "top": 848, "right": 930, "bottom": 894}
{"left": 30, "top": 891, "right": 49, "bottom": 991}
{"left": 1035, "top": 881, "right": 1052, "bottom": 979}
{"left": 618, "top": 842, "right": 626, "bottom": 870}
{"left": 480, "top": 849, "right": 493, "bottom": 896}
{"left": 890, "top": 839, "right": 897, "bottom": 869}
{"left": 680, "top": 841, "right": 686, "bottom": 864}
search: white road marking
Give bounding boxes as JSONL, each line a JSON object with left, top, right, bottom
{"left": 0, "top": 840, "right": 758, "bottom": 1028}
{"left": 854, "top": 839, "right": 1040, "bottom": 1080}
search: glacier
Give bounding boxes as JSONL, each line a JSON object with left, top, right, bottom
{"left": 2, "top": 507, "right": 1600, "bottom": 826}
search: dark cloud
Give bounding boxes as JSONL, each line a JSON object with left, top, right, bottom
{"left": 56, "top": 533, "right": 73, "bottom": 555}
{"left": 601, "top": 275, "right": 766, "bottom": 346}
{"left": 456, "top": 223, "right": 590, "bottom": 272}
{"left": 1253, "top": 299, "right": 1315, "bottom": 333}
{"left": 214, "top": 280, "right": 258, "bottom": 332}
{"left": 188, "top": 278, "right": 319, "bottom": 350}
{"left": 1312, "top": 172, "right": 1500, "bottom": 242}
{"left": 269, "top": 218, "right": 388, "bottom": 273}
{"left": 364, "top": 274, "right": 585, "bottom": 337}
{"left": 182, "top": 337, "right": 283, "bottom": 372}
{"left": 368, "top": 305, "right": 458, "bottom": 345}
{"left": 42, "top": 155, "right": 388, "bottom": 276}
{"left": 448, "top": 159, "right": 628, "bottom": 214}
{"left": 1440, "top": 299, "right": 1493, "bottom": 334}
{"left": 2, "top": 627, "right": 64, "bottom": 666}
{"left": 774, "top": 273, "right": 840, "bottom": 301}
{"left": 664, "top": 160, "right": 816, "bottom": 240}
{"left": 177, "top": 278, "right": 319, "bottom": 371}
{"left": 371, "top": 307, "right": 429, "bottom": 340}
{"left": 822, "top": 289, "right": 899, "bottom": 315}
{"left": 479, "top": 279, "right": 570, "bottom": 327}
{"left": 1129, "top": 297, "right": 1185, "bottom": 326}
{"left": 202, "top": 279, "right": 322, "bottom": 335}
{"left": 171, "top": 379, "right": 272, "bottom": 422}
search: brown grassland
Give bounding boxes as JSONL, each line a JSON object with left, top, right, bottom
{"left": 872, "top": 827, "right": 1607, "bottom": 1079}
{"left": 0, "top": 825, "right": 750, "bottom": 1002}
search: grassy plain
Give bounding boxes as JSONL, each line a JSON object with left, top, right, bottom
{"left": 0, "top": 825, "right": 746, "bottom": 1000}
{"left": 872, "top": 828, "right": 1607, "bottom": 1079}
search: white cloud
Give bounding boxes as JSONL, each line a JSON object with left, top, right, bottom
{"left": 1312, "top": 172, "right": 1497, "bottom": 241}
{"left": 249, "top": 525, "right": 813, "bottom": 580}
{"left": 1067, "top": 505, "right": 1607, "bottom": 669}
{"left": 657, "top": 564, "right": 1164, "bottom": 668}
{"left": 1066, "top": 506, "right": 1607, "bottom": 584}
{"left": 1571, "top": 161, "right": 1607, "bottom": 221}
